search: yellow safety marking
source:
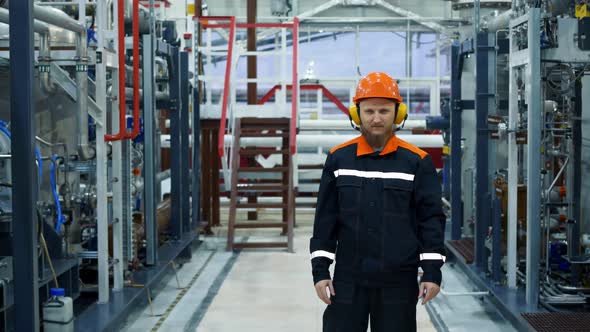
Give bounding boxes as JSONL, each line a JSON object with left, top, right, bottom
{"left": 150, "top": 251, "right": 216, "bottom": 332}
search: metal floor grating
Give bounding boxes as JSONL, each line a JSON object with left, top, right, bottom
{"left": 447, "top": 238, "right": 475, "bottom": 264}
{"left": 522, "top": 313, "right": 590, "bottom": 332}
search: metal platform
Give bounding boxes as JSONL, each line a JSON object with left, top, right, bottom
{"left": 445, "top": 240, "right": 538, "bottom": 332}
{"left": 522, "top": 313, "right": 590, "bottom": 332}
{"left": 74, "top": 231, "right": 197, "bottom": 332}
{"left": 446, "top": 238, "right": 475, "bottom": 264}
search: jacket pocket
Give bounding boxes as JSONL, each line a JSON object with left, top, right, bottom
{"left": 382, "top": 213, "right": 419, "bottom": 270}
{"left": 383, "top": 179, "right": 413, "bottom": 213}
{"left": 381, "top": 283, "right": 419, "bottom": 304}
{"left": 336, "top": 176, "right": 362, "bottom": 212}
{"left": 331, "top": 282, "right": 355, "bottom": 304}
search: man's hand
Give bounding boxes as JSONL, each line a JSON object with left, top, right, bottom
{"left": 314, "top": 279, "right": 335, "bottom": 305}
{"left": 418, "top": 282, "right": 440, "bottom": 305}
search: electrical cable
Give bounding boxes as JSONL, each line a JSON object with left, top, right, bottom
{"left": 40, "top": 231, "right": 59, "bottom": 289}
{"left": 50, "top": 155, "right": 66, "bottom": 232}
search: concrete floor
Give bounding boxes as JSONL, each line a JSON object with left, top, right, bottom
{"left": 121, "top": 208, "right": 518, "bottom": 332}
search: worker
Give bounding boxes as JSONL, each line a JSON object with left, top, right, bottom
{"left": 309, "top": 72, "right": 446, "bottom": 332}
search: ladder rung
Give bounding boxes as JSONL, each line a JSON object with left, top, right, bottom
{"left": 239, "top": 167, "right": 288, "bottom": 173}
{"left": 234, "top": 222, "right": 286, "bottom": 229}
{"left": 233, "top": 242, "right": 289, "bottom": 249}
{"left": 236, "top": 203, "right": 288, "bottom": 209}
{"left": 237, "top": 184, "right": 289, "bottom": 191}
{"left": 299, "top": 164, "right": 324, "bottom": 170}
{"left": 240, "top": 148, "right": 289, "bottom": 155}
{"left": 240, "top": 118, "right": 290, "bottom": 125}
{"left": 240, "top": 132, "right": 290, "bottom": 138}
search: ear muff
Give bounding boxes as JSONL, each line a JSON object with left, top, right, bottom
{"left": 349, "top": 104, "right": 361, "bottom": 130}
{"left": 395, "top": 102, "right": 408, "bottom": 125}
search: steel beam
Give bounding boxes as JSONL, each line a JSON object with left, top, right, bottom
{"left": 507, "top": 23, "right": 518, "bottom": 289}
{"left": 525, "top": 9, "right": 541, "bottom": 309}
{"left": 475, "top": 32, "right": 491, "bottom": 269}
{"left": 169, "top": 46, "right": 182, "bottom": 239}
{"left": 143, "top": 34, "right": 158, "bottom": 265}
{"left": 9, "top": 1, "right": 40, "bottom": 330}
{"left": 180, "top": 51, "right": 191, "bottom": 234}
{"left": 193, "top": 86, "right": 201, "bottom": 230}
{"left": 450, "top": 43, "right": 463, "bottom": 241}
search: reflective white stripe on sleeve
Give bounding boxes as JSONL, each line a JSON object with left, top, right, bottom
{"left": 333, "top": 169, "right": 414, "bottom": 182}
{"left": 310, "top": 250, "right": 336, "bottom": 261}
{"left": 420, "top": 253, "right": 446, "bottom": 262}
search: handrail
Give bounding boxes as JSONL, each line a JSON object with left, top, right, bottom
{"left": 258, "top": 84, "right": 349, "bottom": 116}
{"left": 105, "top": 0, "right": 140, "bottom": 142}
{"left": 198, "top": 17, "right": 300, "bottom": 156}
{"left": 197, "top": 16, "right": 236, "bottom": 157}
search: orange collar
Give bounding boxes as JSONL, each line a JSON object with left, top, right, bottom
{"left": 356, "top": 135, "right": 399, "bottom": 157}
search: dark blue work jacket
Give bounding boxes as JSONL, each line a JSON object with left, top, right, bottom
{"left": 310, "top": 135, "right": 446, "bottom": 287}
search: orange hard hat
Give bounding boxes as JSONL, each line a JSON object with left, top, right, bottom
{"left": 353, "top": 72, "right": 403, "bottom": 104}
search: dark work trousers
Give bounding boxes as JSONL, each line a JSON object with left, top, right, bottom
{"left": 323, "top": 282, "right": 419, "bottom": 332}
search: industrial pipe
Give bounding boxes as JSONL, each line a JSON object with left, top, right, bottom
{"left": 105, "top": 0, "right": 140, "bottom": 142}
{"left": 8, "top": 3, "right": 97, "bottom": 159}
{"left": 299, "top": 119, "right": 427, "bottom": 131}
{"left": 482, "top": 10, "right": 512, "bottom": 32}
{"left": 221, "top": 134, "right": 444, "bottom": 149}
{"left": 0, "top": 8, "right": 54, "bottom": 93}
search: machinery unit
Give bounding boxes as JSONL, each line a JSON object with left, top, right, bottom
{"left": 446, "top": 0, "right": 590, "bottom": 329}
{"left": 0, "top": 1, "right": 199, "bottom": 330}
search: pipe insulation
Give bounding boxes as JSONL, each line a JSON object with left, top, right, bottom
{"left": 159, "top": 134, "right": 443, "bottom": 149}
{"left": 482, "top": 9, "right": 512, "bottom": 32}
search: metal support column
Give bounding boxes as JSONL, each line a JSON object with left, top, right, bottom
{"left": 507, "top": 19, "right": 519, "bottom": 290}
{"left": 169, "top": 46, "right": 182, "bottom": 238}
{"left": 96, "top": 0, "right": 113, "bottom": 298}
{"left": 571, "top": 78, "right": 582, "bottom": 258}
{"left": 143, "top": 34, "right": 158, "bottom": 265}
{"left": 525, "top": 8, "right": 541, "bottom": 309}
{"left": 192, "top": 90, "right": 201, "bottom": 232}
{"left": 475, "top": 32, "right": 491, "bottom": 269}
{"left": 180, "top": 51, "right": 191, "bottom": 233}
{"left": 9, "top": 0, "right": 40, "bottom": 330}
{"left": 450, "top": 43, "right": 463, "bottom": 240}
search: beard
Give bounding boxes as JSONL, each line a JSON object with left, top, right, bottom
{"left": 361, "top": 127, "right": 394, "bottom": 150}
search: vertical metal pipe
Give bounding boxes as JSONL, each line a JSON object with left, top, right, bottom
{"left": 450, "top": 44, "right": 462, "bottom": 240}
{"left": 475, "top": 32, "right": 490, "bottom": 269}
{"left": 9, "top": 0, "right": 40, "bottom": 330}
{"left": 507, "top": 16, "right": 518, "bottom": 289}
{"left": 526, "top": 8, "right": 541, "bottom": 309}
{"left": 143, "top": 34, "right": 157, "bottom": 265}
{"left": 170, "top": 46, "right": 182, "bottom": 239}
{"left": 180, "top": 51, "right": 191, "bottom": 234}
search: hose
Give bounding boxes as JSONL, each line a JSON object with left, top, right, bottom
{"left": 0, "top": 122, "right": 44, "bottom": 186}
{"left": 50, "top": 155, "right": 65, "bottom": 232}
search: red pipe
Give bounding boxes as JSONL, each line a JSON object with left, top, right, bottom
{"left": 125, "top": 0, "right": 140, "bottom": 140}
{"left": 217, "top": 17, "right": 236, "bottom": 157}
{"left": 290, "top": 17, "right": 299, "bottom": 155}
{"left": 105, "top": 0, "right": 140, "bottom": 142}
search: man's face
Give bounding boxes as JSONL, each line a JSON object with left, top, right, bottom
{"left": 359, "top": 98, "right": 397, "bottom": 138}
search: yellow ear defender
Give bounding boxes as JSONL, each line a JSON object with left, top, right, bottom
{"left": 348, "top": 102, "right": 408, "bottom": 129}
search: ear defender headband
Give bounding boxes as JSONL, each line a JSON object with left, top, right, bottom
{"left": 348, "top": 102, "right": 408, "bottom": 131}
